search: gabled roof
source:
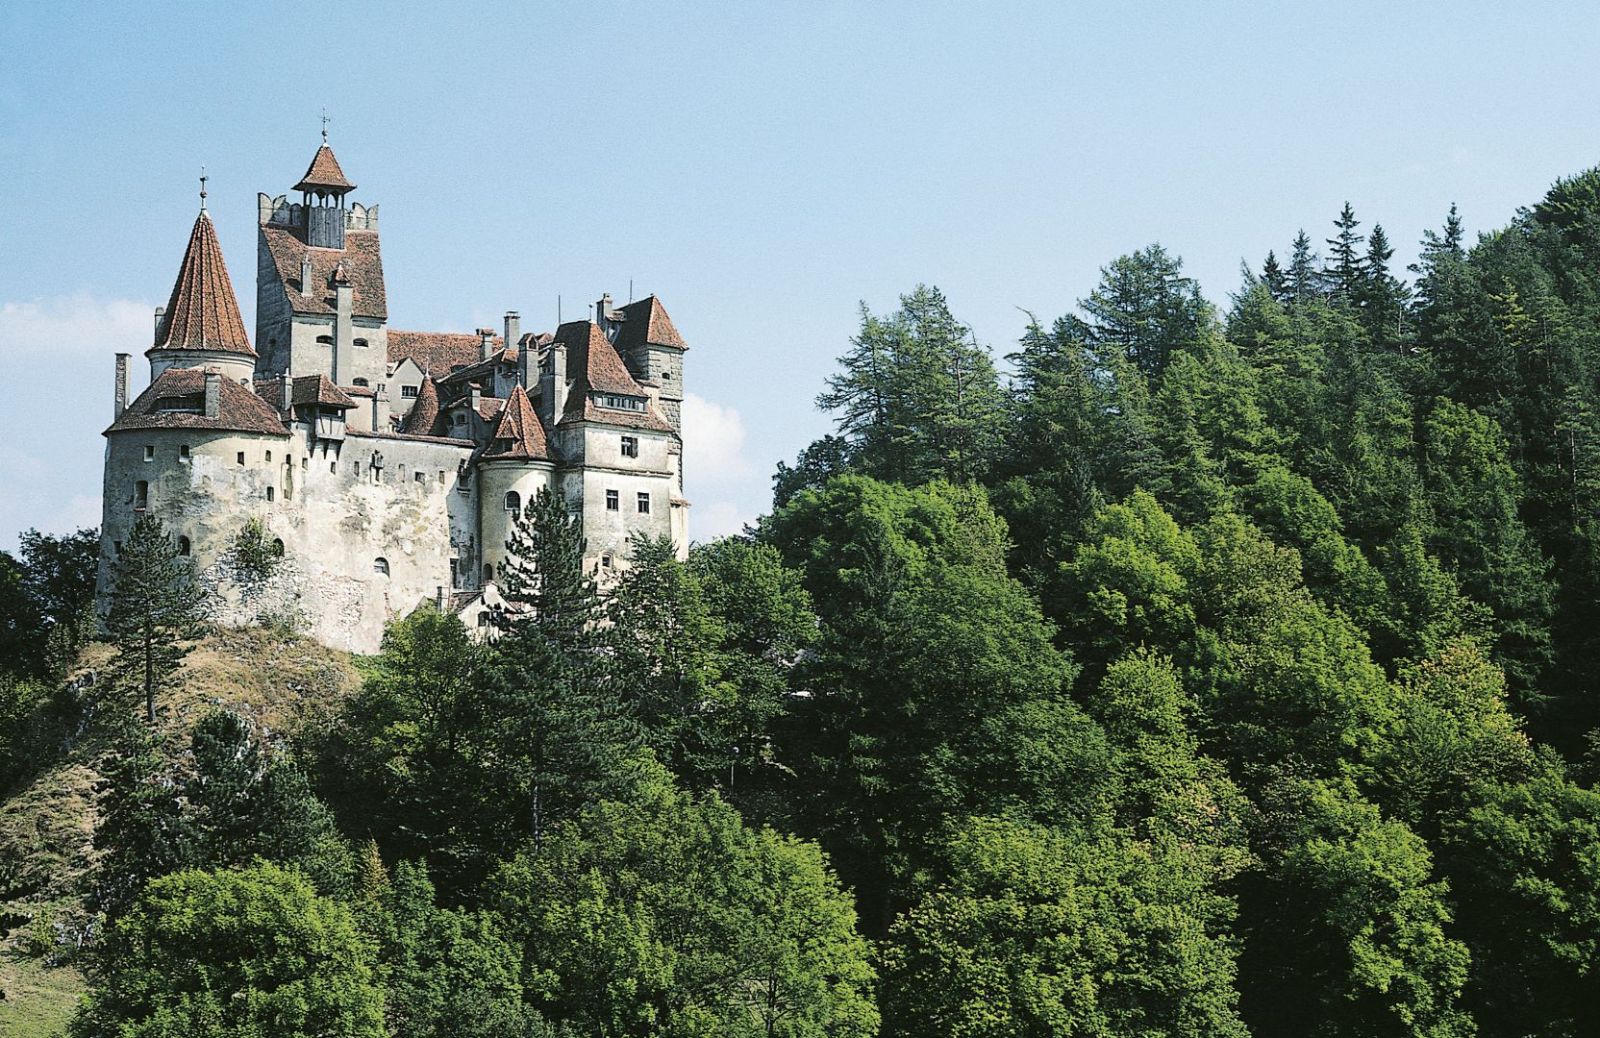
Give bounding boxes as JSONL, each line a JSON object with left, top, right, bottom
{"left": 400, "top": 376, "right": 441, "bottom": 435}
{"left": 261, "top": 224, "right": 387, "bottom": 320}
{"left": 482, "top": 385, "right": 551, "bottom": 461}
{"left": 389, "top": 330, "right": 487, "bottom": 375}
{"left": 614, "top": 295, "right": 688, "bottom": 352}
{"left": 254, "top": 374, "right": 357, "bottom": 411}
{"left": 107, "top": 369, "right": 288, "bottom": 437}
{"left": 293, "top": 144, "right": 356, "bottom": 193}
{"left": 555, "top": 320, "right": 643, "bottom": 397}
{"left": 152, "top": 212, "right": 256, "bottom": 357}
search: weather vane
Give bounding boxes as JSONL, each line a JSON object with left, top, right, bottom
{"left": 199, "top": 165, "right": 208, "bottom": 210}
{"left": 321, "top": 107, "right": 330, "bottom": 144}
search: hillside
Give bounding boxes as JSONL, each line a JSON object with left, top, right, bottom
{"left": 0, "top": 627, "right": 361, "bottom": 1037}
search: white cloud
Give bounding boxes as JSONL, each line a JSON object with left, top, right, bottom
{"left": 680, "top": 392, "right": 762, "bottom": 542}
{"left": 0, "top": 293, "right": 153, "bottom": 359}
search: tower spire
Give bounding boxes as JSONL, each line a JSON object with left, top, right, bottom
{"left": 321, "top": 107, "right": 330, "bottom": 144}
{"left": 199, "top": 165, "right": 208, "bottom": 211}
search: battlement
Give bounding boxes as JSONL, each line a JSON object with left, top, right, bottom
{"left": 258, "top": 193, "right": 379, "bottom": 233}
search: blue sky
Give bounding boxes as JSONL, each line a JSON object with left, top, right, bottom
{"left": 4, "top": 0, "right": 1599, "bottom": 549}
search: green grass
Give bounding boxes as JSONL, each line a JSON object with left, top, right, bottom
{"left": 0, "top": 952, "right": 83, "bottom": 1038}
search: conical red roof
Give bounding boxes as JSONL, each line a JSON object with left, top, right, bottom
{"left": 483, "top": 385, "right": 550, "bottom": 460}
{"left": 401, "top": 376, "right": 441, "bottom": 435}
{"left": 152, "top": 211, "right": 255, "bottom": 357}
{"left": 294, "top": 144, "right": 356, "bottom": 192}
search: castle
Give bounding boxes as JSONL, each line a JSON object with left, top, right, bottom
{"left": 98, "top": 137, "right": 689, "bottom": 652}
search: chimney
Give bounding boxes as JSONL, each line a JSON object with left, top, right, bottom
{"left": 152, "top": 306, "right": 165, "bottom": 345}
{"left": 435, "top": 585, "right": 448, "bottom": 611}
{"left": 478, "top": 327, "right": 497, "bottom": 363}
{"left": 597, "top": 293, "right": 614, "bottom": 321}
{"left": 300, "top": 255, "right": 314, "bottom": 296}
{"left": 504, "top": 311, "right": 521, "bottom": 356}
{"left": 278, "top": 371, "right": 293, "bottom": 419}
{"left": 374, "top": 382, "right": 391, "bottom": 433}
{"left": 203, "top": 371, "right": 221, "bottom": 419}
{"left": 539, "top": 339, "right": 568, "bottom": 427}
{"left": 114, "top": 353, "right": 130, "bottom": 419}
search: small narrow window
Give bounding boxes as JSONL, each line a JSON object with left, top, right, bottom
{"left": 301, "top": 457, "right": 308, "bottom": 470}
{"left": 133, "top": 480, "right": 148, "bottom": 510}
{"left": 266, "top": 486, "right": 275, "bottom": 502}
{"left": 237, "top": 451, "right": 246, "bottom": 466}
{"left": 330, "top": 461, "right": 338, "bottom": 474}
{"left": 504, "top": 490, "right": 521, "bottom": 514}
{"left": 113, "top": 540, "right": 122, "bottom": 555}
{"left": 620, "top": 435, "right": 638, "bottom": 459}
{"left": 373, "top": 557, "right": 390, "bottom": 576}
{"left": 438, "top": 470, "right": 446, "bottom": 484}
{"left": 271, "top": 538, "right": 285, "bottom": 557}
{"left": 605, "top": 489, "right": 619, "bottom": 511}
{"left": 484, "top": 563, "right": 494, "bottom": 581}
{"left": 179, "top": 445, "right": 191, "bottom": 461}
{"left": 477, "top": 612, "right": 490, "bottom": 627}
{"left": 637, "top": 492, "right": 650, "bottom": 514}
{"left": 143, "top": 445, "right": 154, "bottom": 461}
{"left": 602, "top": 553, "right": 613, "bottom": 569}
{"left": 177, "top": 536, "right": 190, "bottom": 556}
{"left": 265, "top": 450, "right": 273, "bottom": 462}
{"left": 414, "top": 471, "right": 425, "bottom": 483}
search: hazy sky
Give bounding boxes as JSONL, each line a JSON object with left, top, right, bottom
{"left": 4, "top": 0, "right": 1599, "bottom": 550}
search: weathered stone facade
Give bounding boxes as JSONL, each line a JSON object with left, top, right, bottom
{"left": 99, "top": 140, "right": 689, "bottom": 653}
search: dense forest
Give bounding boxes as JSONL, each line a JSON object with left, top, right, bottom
{"left": 6, "top": 169, "right": 1600, "bottom": 1037}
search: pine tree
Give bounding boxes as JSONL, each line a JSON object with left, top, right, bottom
{"left": 1361, "top": 222, "right": 1411, "bottom": 350}
{"left": 1325, "top": 202, "right": 1366, "bottom": 303}
{"left": 1261, "top": 250, "right": 1290, "bottom": 303}
{"left": 105, "top": 514, "right": 203, "bottom": 723}
{"left": 1288, "top": 230, "right": 1321, "bottom": 302}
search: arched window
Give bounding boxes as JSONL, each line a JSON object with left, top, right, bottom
{"left": 354, "top": 338, "right": 369, "bottom": 349}
{"left": 271, "top": 538, "right": 285, "bottom": 558}
{"left": 353, "top": 377, "right": 370, "bottom": 387}
{"left": 373, "top": 557, "right": 390, "bottom": 576}
{"left": 504, "top": 490, "right": 521, "bottom": 514}
{"left": 484, "top": 563, "right": 494, "bottom": 581}
{"left": 317, "top": 334, "right": 334, "bottom": 347}
{"left": 133, "top": 480, "right": 148, "bottom": 510}
{"left": 177, "top": 536, "right": 191, "bottom": 556}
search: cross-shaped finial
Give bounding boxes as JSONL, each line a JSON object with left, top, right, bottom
{"left": 321, "top": 107, "right": 330, "bottom": 144}
{"left": 199, "top": 165, "right": 208, "bottom": 210}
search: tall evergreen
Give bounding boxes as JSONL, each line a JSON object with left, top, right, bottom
{"left": 1287, "top": 229, "right": 1321, "bottom": 302}
{"left": 1324, "top": 202, "right": 1366, "bottom": 304}
{"left": 105, "top": 514, "right": 203, "bottom": 723}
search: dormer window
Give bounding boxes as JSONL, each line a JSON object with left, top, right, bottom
{"left": 599, "top": 394, "right": 645, "bottom": 412}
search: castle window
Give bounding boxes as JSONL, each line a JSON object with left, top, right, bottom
{"left": 353, "top": 378, "right": 370, "bottom": 388}
{"left": 133, "top": 480, "right": 148, "bottom": 510}
{"left": 317, "top": 335, "right": 334, "bottom": 347}
{"left": 637, "top": 492, "right": 650, "bottom": 514}
{"left": 143, "top": 445, "right": 154, "bottom": 461}
{"left": 605, "top": 489, "right": 619, "bottom": 511}
{"left": 504, "top": 491, "right": 521, "bottom": 515}
{"left": 331, "top": 462, "right": 338, "bottom": 474}
{"left": 265, "top": 450, "right": 272, "bottom": 462}
{"left": 602, "top": 553, "right": 613, "bottom": 569}
{"left": 621, "top": 435, "right": 638, "bottom": 459}
{"left": 402, "top": 385, "right": 419, "bottom": 399}
{"left": 237, "top": 451, "right": 246, "bottom": 466}
{"left": 177, "top": 536, "right": 190, "bottom": 556}
{"left": 438, "top": 470, "right": 446, "bottom": 485}
{"left": 113, "top": 541, "right": 122, "bottom": 556}
{"left": 179, "top": 445, "right": 191, "bottom": 461}
{"left": 355, "top": 338, "right": 369, "bottom": 349}
{"left": 414, "top": 472, "right": 426, "bottom": 484}
{"left": 373, "top": 557, "right": 390, "bottom": 576}
{"left": 484, "top": 563, "right": 494, "bottom": 581}
{"left": 477, "top": 613, "right": 490, "bottom": 628}
{"left": 266, "top": 486, "right": 275, "bottom": 502}
{"left": 601, "top": 393, "right": 645, "bottom": 412}
{"left": 272, "top": 538, "right": 285, "bottom": 557}
{"left": 301, "top": 457, "right": 308, "bottom": 470}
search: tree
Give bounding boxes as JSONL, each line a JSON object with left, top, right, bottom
{"left": 489, "top": 488, "right": 641, "bottom": 857}
{"left": 90, "top": 717, "right": 190, "bottom": 922}
{"left": 1325, "top": 202, "right": 1366, "bottom": 304}
{"left": 1079, "top": 244, "right": 1210, "bottom": 379}
{"left": 1359, "top": 223, "right": 1410, "bottom": 350}
{"left": 71, "top": 863, "right": 387, "bottom": 1038}
{"left": 105, "top": 515, "right": 203, "bottom": 723}
{"left": 881, "top": 816, "right": 1247, "bottom": 1038}
{"left": 16, "top": 526, "right": 99, "bottom": 671}
{"left": 491, "top": 765, "right": 878, "bottom": 1038}
{"left": 817, "top": 286, "right": 1005, "bottom": 485}
{"left": 1287, "top": 229, "right": 1322, "bottom": 302}
{"left": 1261, "top": 250, "right": 1290, "bottom": 303}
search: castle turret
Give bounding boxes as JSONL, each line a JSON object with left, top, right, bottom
{"left": 294, "top": 131, "right": 356, "bottom": 250}
{"left": 147, "top": 192, "right": 258, "bottom": 385}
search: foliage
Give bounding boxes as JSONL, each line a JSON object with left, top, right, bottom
{"left": 229, "top": 516, "right": 281, "bottom": 581}
{"left": 71, "top": 863, "right": 386, "bottom": 1038}
{"left": 105, "top": 515, "right": 203, "bottom": 722}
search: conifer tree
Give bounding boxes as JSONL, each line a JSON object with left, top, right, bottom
{"left": 1261, "top": 249, "right": 1290, "bottom": 303}
{"left": 1287, "top": 229, "right": 1321, "bottom": 302}
{"left": 1324, "top": 202, "right": 1366, "bottom": 304}
{"left": 1080, "top": 244, "right": 1210, "bottom": 379}
{"left": 105, "top": 514, "right": 203, "bottom": 723}
{"left": 1360, "top": 222, "right": 1410, "bottom": 349}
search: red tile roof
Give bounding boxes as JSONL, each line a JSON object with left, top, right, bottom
{"left": 562, "top": 396, "right": 676, "bottom": 432}
{"left": 555, "top": 320, "right": 643, "bottom": 397}
{"left": 400, "top": 376, "right": 441, "bottom": 435}
{"left": 106, "top": 369, "right": 288, "bottom": 437}
{"left": 261, "top": 225, "right": 387, "bottom": 320}
{"left": 153, "top": 212, "right": 256, "bottom": 357}
{"left": 293, "top": 144, "right": 356, "bottom": 193}
{"left": 482, "top": 385, "right": 551, "bottom": 461}
{"left": 389, "top": 330, "right": 488, "bottom": 375}
{"left": 254, "top": 374, "right": 357, "bottom": 411}
{"left": 614, "top": 295, "right": 688, "bottom": 351}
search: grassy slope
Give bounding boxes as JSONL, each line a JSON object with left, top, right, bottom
{"left": 0, "top": 627, "right": 363, "bottom": 1037}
